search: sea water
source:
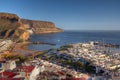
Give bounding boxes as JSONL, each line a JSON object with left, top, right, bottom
{"left": 28, "top": 30, "right": 120, "bottom": 51}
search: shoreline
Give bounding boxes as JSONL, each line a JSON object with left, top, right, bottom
{"left": 12, "top": 42, "right": 42, "bottom": 56}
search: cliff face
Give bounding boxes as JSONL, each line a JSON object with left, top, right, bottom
{"left": 0, "top": 13, "right": 30, "bottom": 41}
{"left": 0, "top": 12, "right": 62, "bottom": 41}
{"left": 21, "top": 19, "right": 63, "bottom": 34}
{"left": 0, "top": 13, "right": 18, "bottom": 38}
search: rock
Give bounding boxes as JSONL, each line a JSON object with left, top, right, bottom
{"left": 0, "top": 12, "right": 30, "bottom": 41}
{"left": 21, "top": 19, "right": 63, "bottom": 34}
{"left": 20, "top": 31, "right": 30, "bottom": 41}
{"left": 0, "top": 12, "right": 63, "bottom": 41}
{"left": 0, "top": 13, "right": 20, "bottom": 38}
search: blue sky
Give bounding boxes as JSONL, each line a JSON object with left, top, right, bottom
{"left": 0, "top": 0, "right": 120, "bottom": 30}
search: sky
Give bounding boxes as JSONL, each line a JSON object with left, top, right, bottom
{"left": 0, "top": 0, "right": 120, "bottom": 30}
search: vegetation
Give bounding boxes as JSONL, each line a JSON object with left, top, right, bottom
{"left": 1, "top": 52, "right": 31, "bottom": 65}
{"left": 0, "top": 13, "right": 20, "bottom": 39}
{"left": 35, "top": 51, "right": 49, "bottom": 58}
{"left": 57, "top": 45, "right": 73, "bottom": 51}
{"left": 84, "top": 62, "right": 96, "bottom": 73}
{"left": 63, "top": 60, "right": 84, "bottom": 69}
{"left": 0, "top": 22, "right": 19, "bottom": 39}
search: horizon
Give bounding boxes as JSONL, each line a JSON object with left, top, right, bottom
{"left": 0, "top": 0, "right": 120, "bottom": 30}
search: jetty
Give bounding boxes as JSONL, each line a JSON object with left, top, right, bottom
{"left": 31, "top": 41, "right": 56, "bottom": 46}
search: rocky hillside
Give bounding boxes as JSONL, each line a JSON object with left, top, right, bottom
{"left": 0, "top": 13, "right": 20, "bottom": 33}
{"left": 0, "top": 13, "right": 18, "bottom": 38}
{"left": 0, "top": 12, "right": 62, "bottom": 41}
{"left": 21, "top": 19, "right": 63, "bottom": 34}
{"left": 0, "top": 13, "right": 30, "bottom": 41}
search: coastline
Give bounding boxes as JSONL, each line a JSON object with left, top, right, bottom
{"left": 12, "top": 42, "right": 42, "bottom": 56}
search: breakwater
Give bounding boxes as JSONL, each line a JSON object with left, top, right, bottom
{"left": 31, "top": 42, "right": 56, "bottom": 46}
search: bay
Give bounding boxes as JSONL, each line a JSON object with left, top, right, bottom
{"left": 28, "top": 30, "right": 120, "bottom": 51}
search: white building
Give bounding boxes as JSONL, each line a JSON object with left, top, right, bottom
{"left": 1, "top": 60, "right": 16, "bottom": 70}
{"left": 29, "top": 65, "right": 45, "bottom": 80}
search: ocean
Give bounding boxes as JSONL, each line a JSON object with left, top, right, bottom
{"left": 28, "top": 30, "right": 120, "bottom": 51}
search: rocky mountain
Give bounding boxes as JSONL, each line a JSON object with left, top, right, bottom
{"left": 0, "top": 12, "right": 62, "bottom": 41}
{"left": 0, "top": 13, "right": 31, "bottom": 41}
{"left": 21, "top": 19, "right": 63, "bottom": 34}
{"left": 0, "top": 13, "right": 18, "bottom": 39}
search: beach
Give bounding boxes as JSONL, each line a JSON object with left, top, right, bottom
{"left": 12, "top": 42, "right": 42, "bottom": 56}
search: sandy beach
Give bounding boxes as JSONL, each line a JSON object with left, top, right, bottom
{"left": 12, "top": 42, "right": 41, "bottom": 56}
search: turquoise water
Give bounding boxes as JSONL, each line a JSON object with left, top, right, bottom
{"left": 28, "top": 30, "right": 120, "bottom": 51}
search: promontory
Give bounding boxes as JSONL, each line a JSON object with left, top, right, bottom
{"left": 0, "top": 12, "right": 63, "bottom": 41}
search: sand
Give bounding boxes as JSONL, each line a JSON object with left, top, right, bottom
{"left": 11, "top": 42, "right": 41, "bottom": 56}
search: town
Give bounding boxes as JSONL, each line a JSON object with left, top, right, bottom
{"left": 0, "top": 39, "right": 120, "bottom": 80}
